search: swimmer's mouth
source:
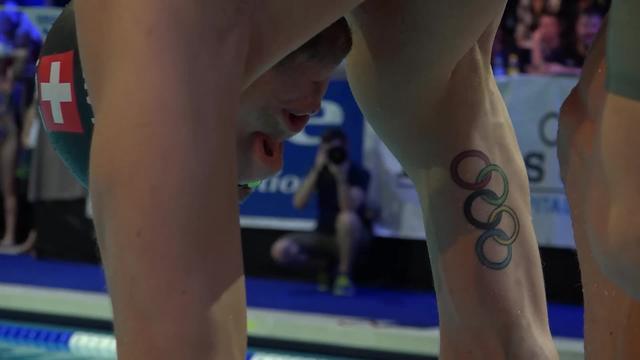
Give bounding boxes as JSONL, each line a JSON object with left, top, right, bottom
{"left": 282, "top": 109, "right": 312, "bottom": 134}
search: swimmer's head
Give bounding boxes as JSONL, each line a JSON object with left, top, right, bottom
{"left": 236, "top": 18, "right": 352, "bottom": 196}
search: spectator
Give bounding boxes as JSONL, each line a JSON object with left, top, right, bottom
{"left": 528, "top": 12, "right": 562, "bottom": 73}
{"left": 271, "top": 128, "right": 371, "bottom": 296}
{"left": 540, "top": 6, "right": 604, "bottom": 75}
{"left": 492, "top": 26, "right": 524, "bottom": 75}
{"left": 577, "top": 0, "right": 610, "bottom": 12}
{"left": 515, "top": 0, "right": 562, "bottom": 50}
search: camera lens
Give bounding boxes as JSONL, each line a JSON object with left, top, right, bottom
{"left": 328, "top": 146, "right": 347, "bottom": 165}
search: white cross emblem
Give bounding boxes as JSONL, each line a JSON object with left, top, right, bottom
{"left": 40, "top": 61, "right": 72, "bottom": 125}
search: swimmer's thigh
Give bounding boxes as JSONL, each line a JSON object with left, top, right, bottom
{"left": 245, "top": 0, "right": 363, "bottom": 85}
{"left": 345, "top": 0, "right": 508, "bottom": 164}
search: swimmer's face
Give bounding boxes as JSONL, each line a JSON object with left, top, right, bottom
{"left": 576, "top": 14, "right": 602, "bottom": 48}
{"left": 235, "top": 18, "right": 352, "bottom": 189}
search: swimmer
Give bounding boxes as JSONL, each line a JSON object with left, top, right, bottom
{"left": 46, "top": 0, "right": 564, "bottom": 359}
{"left": 39, "top": 3, "right": 355, "bottom": 359}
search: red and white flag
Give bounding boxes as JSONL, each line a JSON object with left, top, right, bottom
{"left": 37, "top": 50, "right": 83, "bottom": 133}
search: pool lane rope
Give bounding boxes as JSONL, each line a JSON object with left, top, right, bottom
{"left": 0, "top": 322, "right": 326, "bottom": 359}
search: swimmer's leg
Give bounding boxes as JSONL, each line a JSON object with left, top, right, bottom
{"left": 245, "top": 0, "right": 363, "bottom": 85}
{"left": 346, "top": 2, "right": 556, "bottom": 358}
{"left": 595, "top": 0, "right": 640, "bottom": 297}
{"left": 559, "top": 24, "right": 640, "bottom": 354}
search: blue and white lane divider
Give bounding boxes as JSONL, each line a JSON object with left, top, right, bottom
{"left": 0, "top": 322, "right": 330, "bottom": 359}
{"left": 0, "top": 323, "right": 115, "bottom": 357}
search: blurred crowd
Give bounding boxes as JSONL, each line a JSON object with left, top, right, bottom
{"left": 494, "top": 0, "right": 609, "bottom": 76}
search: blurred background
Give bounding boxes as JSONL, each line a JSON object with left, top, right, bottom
{"left": 0, "top": 1, "right": 610, "bottom": 359}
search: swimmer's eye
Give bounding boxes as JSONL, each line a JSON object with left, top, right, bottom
{"left": 238, "top": 180, "right": 262, "bottom": 190}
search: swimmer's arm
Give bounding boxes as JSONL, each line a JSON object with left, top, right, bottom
{"left": 76, "top": 2, "right": 247, "bottom": 359}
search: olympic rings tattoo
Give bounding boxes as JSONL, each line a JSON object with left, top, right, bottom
{"left": 450, "top": 150, "right": 520, "bottom": 270}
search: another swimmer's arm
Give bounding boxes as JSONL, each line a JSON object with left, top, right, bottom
{"left": 76, "top": 2, "right": 248, "bottom": 359}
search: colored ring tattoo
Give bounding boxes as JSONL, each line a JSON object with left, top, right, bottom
{"left": 451, "top": 150, "right": 520, "bottom": 270}
{"left": 476, "top": 228, "right": 513, "bottom": 270}
{"left": 450, "top": 150, "right": 492, "bottom": 190}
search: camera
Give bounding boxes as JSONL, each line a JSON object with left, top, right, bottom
{"left": 327, "top": 146, "right": 347, "bottom": 165}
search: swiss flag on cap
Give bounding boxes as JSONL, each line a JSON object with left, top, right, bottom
{"left": 37, "top": 50, "right": 83, "bottom": 133}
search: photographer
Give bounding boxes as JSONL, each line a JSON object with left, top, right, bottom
{"left": 271, "top": 128, "right": 370, "bottom": 296}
